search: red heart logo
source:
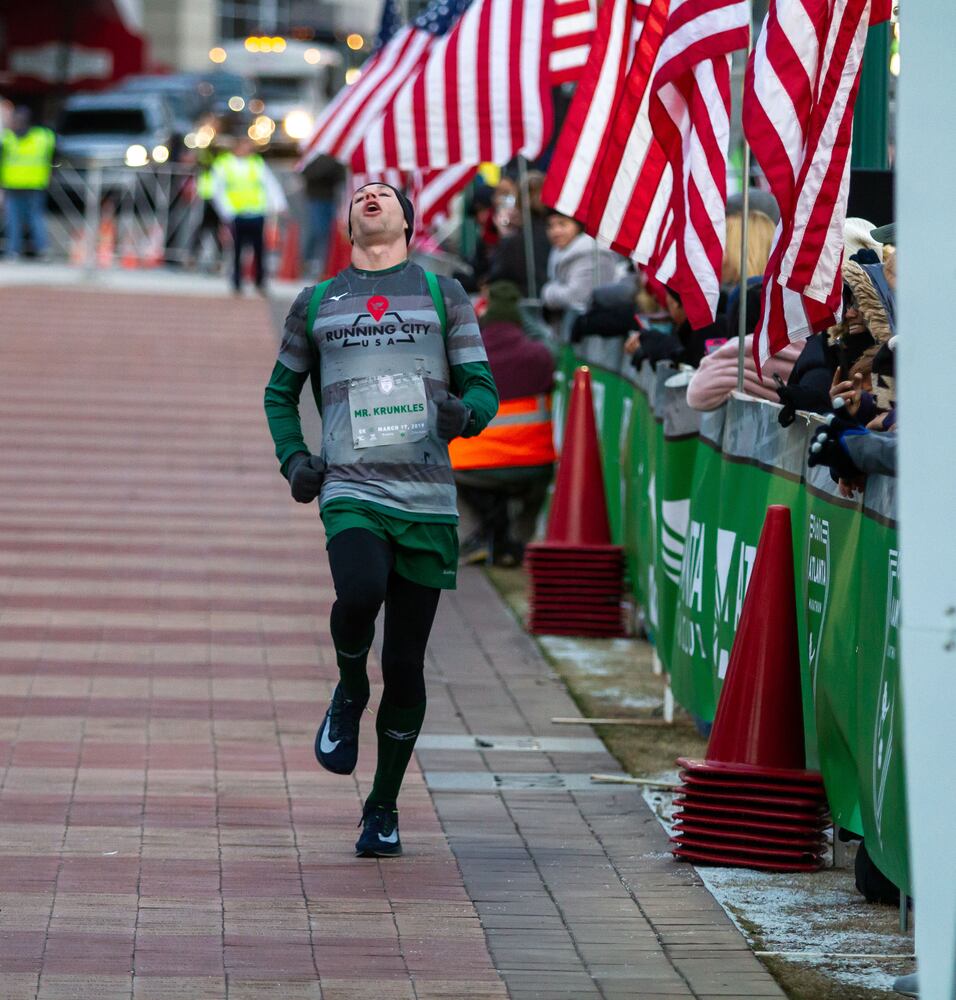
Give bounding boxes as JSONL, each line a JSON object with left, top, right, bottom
{"left": 367, "top": 296, "right": 389, "bottom": 322}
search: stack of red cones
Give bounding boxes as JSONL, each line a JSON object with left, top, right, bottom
{"left": 526, "top": 367, "right": 625, "bottom": 638}
{"left": 671, "top": 505, "right": 830, "bottom": 872}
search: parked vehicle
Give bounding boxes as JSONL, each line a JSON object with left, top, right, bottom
{"left": 112, "top": 74, "right": 205, "bottom": 142}
{"left": 57, "top": 92, "right": 179, "bottom": 167}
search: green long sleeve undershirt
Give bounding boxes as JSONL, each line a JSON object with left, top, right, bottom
{"left": 263, "top": 358, "right": 499, "bottom": 479}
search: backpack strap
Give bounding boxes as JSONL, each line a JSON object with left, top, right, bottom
{"left": 424, "top": 270, "right": 447, "bottom": 338}
{"left": 304, "top": 278, "right": 334, "bottom": 358}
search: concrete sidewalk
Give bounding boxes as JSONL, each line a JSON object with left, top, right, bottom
{"left": 0, "top": 277, "right": 786, "bottom": 999}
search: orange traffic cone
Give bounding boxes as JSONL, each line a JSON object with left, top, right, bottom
{"left": 96, "top": 212, "right": 116, "bottom": 268}
{"left": 671, "top": 505, "right": 830, "bottom": 872}
{"left": 545, "top": 367, "right": 612, "bottom": 547}
{"left": 525, "top": 367, "right": 624, "bottom": 638}
{"left": 321, "top": 221, "right": 351, "bottom": 281}
{"left": 277, "top": 221, "right": 301, "bottom": 281}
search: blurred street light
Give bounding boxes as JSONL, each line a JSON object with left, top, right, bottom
{"left": 228, "top": 96, "right": 246, "bottom": 112}
{"left": 346, "top": 34, "right": 365, "bottom": 51}
{"left": 304, "top": 48, "right": 322, "bottom": 65}
{"left": 152, "top": 145, "right": 170, "bottom": 164}
{"left": 209, "top": 47, "right": 227, "bottom": 64}
{"left": 345, "top": 68, "right": 362, "bottom": 85}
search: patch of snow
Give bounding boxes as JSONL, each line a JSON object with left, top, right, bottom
{"left": 640, "top": 783, "right": 914, "bottom": 995}
{"left": 598, "top": 686, "right": 662, "bottom": 710}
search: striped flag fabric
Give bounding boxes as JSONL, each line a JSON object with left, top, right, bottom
{"left": 352, "top": 0, "right": 555, "bottom": 174}
{"left": 543, "top": 0, "right": 748, "bottom": 328}
{"left": 297, "top": 0, "right": 473, "bottom": 170}
{"left": 550, "top": 0, "right": 598, "bottom": 83}
{"left": 542, "top": 0, "right": 660, "bottom": 235}
{"left": 744, "top": 0, "right": 894, "bottom": 368}
{"left": 641, "top": 0, "right": 750, "bottom": 326}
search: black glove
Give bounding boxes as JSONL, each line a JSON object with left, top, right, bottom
{"left": 436, "top": 395, "right": 472, "bottom": 442}
{"left": 286, "top": 452, "right": 326, "bottom": 503}
{"left": 775, "top": 380, "right": 833, "bottom": 427}
{"left": 807, "top": 414, "right": 868, "bottom": 481}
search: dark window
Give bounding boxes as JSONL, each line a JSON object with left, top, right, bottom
{"left": 60, "top": 110, "right": 148, "bottom": 135}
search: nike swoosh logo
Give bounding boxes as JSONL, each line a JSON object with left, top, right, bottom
{"left": 378, "top": 828, "right": 399, "bottom": 844}
{"left": 328, "top": 292, "right": 348, "bottom": 301}
{"left": 319, "top": 715, "right": 340, "bottom": 754}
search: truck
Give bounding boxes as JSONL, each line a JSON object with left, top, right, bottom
{"left": 212, "top": 38, "right": 340, "bottom": 154}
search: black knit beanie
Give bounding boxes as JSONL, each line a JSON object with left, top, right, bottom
{"left": 348, "top": 183, "right": 415, "bottom": 245}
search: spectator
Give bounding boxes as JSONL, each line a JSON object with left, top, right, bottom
{"left": 212, "top": 136, "right": 288, "bottom": 294}
{"left": 302, "top": 153, "right": 345, "bottom": 278}
{"left": 1, "top": 106, "right": 55, "bottom": 261}
{"left": 625, "top": 286, "right": 726, "bottom": 370}
{"left": 777, "top": 255, "right": 893, "bottom": 425}
{"left": 540, "top": 209, "right": 620, "bottom": 318}
{"left": 450, "top": 281, "right": 556, "bottom": 566}
{"left": 486, "top": 171, "right": 550, "bottom": 296}
{"left": 719, "top": 207, "right": 776, "bottom": 348}
{"left": 188, "top": 133, "right": 227, "bottom": 268}
{"left": 570, "top": 270, "right": 642, "bottom": 343}
{"left": 454, "top": 181, "right": 499, "bottom": 293}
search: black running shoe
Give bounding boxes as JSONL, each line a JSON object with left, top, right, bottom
{"left": 355, "top": 803, "right": 402, "bottom": 858}
{"left": 314, "top": 684, "right": 367, "bottom": 775}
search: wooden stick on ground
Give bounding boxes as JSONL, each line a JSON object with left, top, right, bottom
{"left": 590, "top": 773, "right": 682, "bottom": 790}
{"left": 551, "top": 716, "right": 672, "bottom": 726}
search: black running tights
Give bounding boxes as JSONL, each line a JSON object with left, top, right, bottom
{"left": 326, "top": 528, "right": 441, "bottom": 708}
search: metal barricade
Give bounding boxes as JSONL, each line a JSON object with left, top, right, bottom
{"left": 45, "top": 161, "right": 209, "bottom": 270}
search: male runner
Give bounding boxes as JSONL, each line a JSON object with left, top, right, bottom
{"left": 264, "top": 183, "right": 498, "bottom": 857}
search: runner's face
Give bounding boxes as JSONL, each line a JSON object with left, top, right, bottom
{"left": 350, "top": 185, "right": 407, "bottom": 245}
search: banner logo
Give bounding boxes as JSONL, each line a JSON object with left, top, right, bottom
{"left": 806, "top": 514, "right": 831, "bottom": 694}
{"left": 872, "top": 549, "right": 900, "bottom": 848}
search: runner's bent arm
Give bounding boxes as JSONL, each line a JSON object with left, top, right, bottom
{"left": 439, "top": 276, "right": 498, "bottom": 437}
{"left": 264, "top": 286, "right": 315, "bottom": 478}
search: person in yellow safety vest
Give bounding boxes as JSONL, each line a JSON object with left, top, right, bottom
{"left": 211, "top": 136, "right": 287, "bottom": 294}
{"left": 1, "top": 107, "right": 55, "bottom": 260}
{"left": 188, "top": 141, "right": 226, "bottom": 266}
{"left": 449, "top": 280, "right": 557, "bottom": 566}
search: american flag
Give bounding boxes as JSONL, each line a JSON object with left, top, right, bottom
{"left": 297, "top": 0, "right": 473, "bottom": 169}
{"left": 352, "top": 0, "right": 555, "bottom": 174}
{"left": 542, "top": 0, "right": 657, "bottom": 232}
{"left": 550, "top": 0, "right": 598, "bottom": 84}
{"left": 745, "top": 0, "right": 894, "bottom": 368}
{"left": 543, "top": 0, "right": 747, "bottom": 327}
{"left": 642, "top": 0, "right": 750, "bottom": 327}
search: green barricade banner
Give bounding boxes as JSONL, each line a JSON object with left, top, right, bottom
{"left": 548, "top": 348, "right": 908, "bottom": 895}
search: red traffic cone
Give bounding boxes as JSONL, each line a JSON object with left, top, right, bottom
{"left": 321, "top": 221, "right": 352, "bottom": 281}
{"left": 277, "top": 221, "right": 301, "bottom": 281}
{"left": 704, "top": 504, "right": 807, "bottom": 772}
{"left": 545, "top": 367, "right": 612, "bottom": 547}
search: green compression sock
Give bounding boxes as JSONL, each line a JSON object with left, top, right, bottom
{"left": 331, "top": 624, "right": 373, "bottom": 704}
{"left": 367, "top": 699, "right": 427, "bottom": 807}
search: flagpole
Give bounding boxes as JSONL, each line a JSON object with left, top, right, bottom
{"left": 518, "top": 155, "right": 539, "bottom": 303}
{"left": 736, "top": 5, "right": 754, "bottom": 394}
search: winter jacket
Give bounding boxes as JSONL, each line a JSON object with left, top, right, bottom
{"left": 540, "top": 233, "right": 619, "bottom": 313}
{"left": 486, "top": 218, "right": 551, "bottom": 296}
{"left": 686, "top": 335, "right": 801, "bottom": 411}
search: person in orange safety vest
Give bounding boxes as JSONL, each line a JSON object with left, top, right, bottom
{"left": 450, "top": 280, "right": 556, "bottom": 566}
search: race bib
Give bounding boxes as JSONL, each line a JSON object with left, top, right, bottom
{"left": 348, "top": 372, "right": 428, "bottom": 449}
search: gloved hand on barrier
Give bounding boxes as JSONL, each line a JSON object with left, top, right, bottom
{"left": 774, "top": 378, "right": 833, "bottom": 427}
{"left": 436, "top": 395, "right": 472, "bottom": 442}
{"left": 807, "top": 413, "right": 868, "bottom": 482}
{"left": 286, "top": 452, "right": 326, "bottom": 503}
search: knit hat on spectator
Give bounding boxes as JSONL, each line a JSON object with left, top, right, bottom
{"left": 481, "top": 280, "right": 523, "bottom": 327}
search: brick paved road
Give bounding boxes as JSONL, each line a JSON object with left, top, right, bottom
{"left": 0, "top": 285, "right": 506, "bottom": 1000}
{"left": 0, "top": 275, "right": 788, "bottom": 1000}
